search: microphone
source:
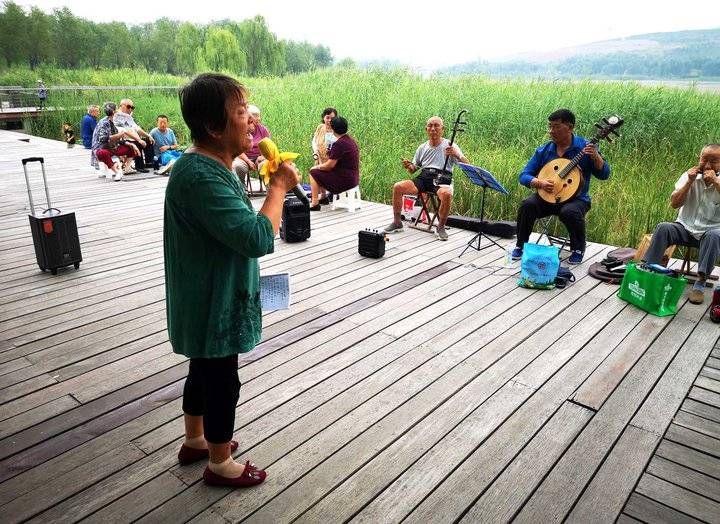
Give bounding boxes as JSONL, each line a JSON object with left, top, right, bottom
{"left": 291, "top": 184, "right": 309, "bottom": 206}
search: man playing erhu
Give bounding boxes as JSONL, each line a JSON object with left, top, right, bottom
{"left": 384, "top": 116, "right": 469, "bottom": 241}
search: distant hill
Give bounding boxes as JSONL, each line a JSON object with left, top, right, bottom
{"left": 440, "top": 28, "right": 720, "bottom": 79}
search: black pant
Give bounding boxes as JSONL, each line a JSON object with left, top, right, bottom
{"left": 182, "top": 355, "right": 240, "bottom": 444}
{"left": 516, "top": 194, "right": 590, "bottom": 252}
{"left": 126, "top": 139, "right": 155, "bottom": 169}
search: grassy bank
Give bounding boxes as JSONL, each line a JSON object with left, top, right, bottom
{"left": 4, "top": 67, "right": 719, "bottom": 247}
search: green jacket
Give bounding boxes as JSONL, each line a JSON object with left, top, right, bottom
{"left": 164, "top": 153, "right": 275, "bottom": 359}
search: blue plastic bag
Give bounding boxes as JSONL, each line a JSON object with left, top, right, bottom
{"left": 518, "top": 242, "right": 560, "bottom": 289}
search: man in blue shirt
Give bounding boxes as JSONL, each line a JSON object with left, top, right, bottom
{"left": 512, "top": 109, "right": 611, "bottom": 264}
{"left": 80, "top": 105, "right": 99, "bottom": 149}
{"left": 150, "top": 114, "right": 182, "bottom": 175}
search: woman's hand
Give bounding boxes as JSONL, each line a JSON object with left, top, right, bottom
{"left": 270, "top": 161, "right": 301, "bottom": 192}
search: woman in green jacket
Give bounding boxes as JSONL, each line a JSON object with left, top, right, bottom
{"left": 165, "top": 73, "right": 300, "bottom": 488}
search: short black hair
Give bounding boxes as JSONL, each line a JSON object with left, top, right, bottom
{"left": 330, "top": 116, "right": 348, "bottom": 135}
{"left": 322, "top": 107, "right": 337, "bottom": 121}
{"left": 156, "top": 114, "right": 168, "bottom": 121}
{"left": 548, "top": 108, "right": 575, "bottom": 126}
{"left": 103, "top": 102, "right": 116, "bottom": 117}
{"left": 179, "top": 73, "right": 247, "bottom": 143}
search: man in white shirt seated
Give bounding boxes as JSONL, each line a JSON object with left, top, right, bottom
{"left": 114, "top": 98, "right": 155, "bottom": 173}
{"left": 644, "top": 144, "right": 720, "bottom": 308}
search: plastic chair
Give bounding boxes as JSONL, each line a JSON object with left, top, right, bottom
{"left": 330, "top": 186, "right": 362, "bottom": 212}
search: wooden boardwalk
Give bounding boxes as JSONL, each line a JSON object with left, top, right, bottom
{"left": 0, "top": 129, "right": 718, "bottom": 523}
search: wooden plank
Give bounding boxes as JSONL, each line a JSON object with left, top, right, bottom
{"left": 565, "top": 424, "right": 660, "bottom": 523}
{"left": 0, "top": 398, "right": 181, "bottom": 507}
{"left": 25, "top": 444, "right": 178, "bottom": 524}
{"left": 0, "top": 442, "right": 146, "bottom": 522}
{"left": 569, "top": 308, "right": 719, "bottom": 522}
{"left": 707, "top": 356, "right": 720, "bottom": 370}
{"left": 696, "top": 375, "right": 720, "bottom": 395}
{"left": 0, "top": 262, "right": 464, "bottom": 475}
{"left": 665, "top": 423, "right": 720, "bottom": 458}
{"left": 681, "top": 398, "right": 720, "bottom": 424}
{"left": 616, "top": 513, "right": 644, "bottom": 524}
{"left": 231, "top": 280, "right": 619, "bottom": 523}
{"left": 571, "top": 313, "right": 669, "bottom": 410}
{"left": 701, "top": 365, "right": 720, "bottom": 381}
{"left": 674, "top": 410, "right": 720, "bottom": 440}
{"left": 624, "top": 492, "right": 704, "bottom": 524}
{"left": 630, "top": 316, "right": 719, "bottom": 434}
{"left": 80, "top": 472, "right": 186, "bottom": 524}
{"left": 655, "top": 439, "right": 720, "bottom": 480}
{"left": 513, "top": 301, "right": 705, "bottom": 523}
{"left": 635, "top": 473, "right": 720, "bottom": 523}
{"left": 647, "top": 455, "right": 720, "bottom": 503}
{"left": 689, "top": 385, "right": 720, "bottom": 408}
{"left": 460, "top": 402, "right": 593, "bottom": 523}
{"left": 0, "top": 395, "right": 79, "bottom": 440}
{"left": 300, "top": 272, "right": 634, "bottom": 521}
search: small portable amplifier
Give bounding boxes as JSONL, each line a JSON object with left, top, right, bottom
{"left": 280, "top": 195, "right": 310, "bottom": 243}
{"left": 358, "top": 229, "right": 387, "bottom": 258}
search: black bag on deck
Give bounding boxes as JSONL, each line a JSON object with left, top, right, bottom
{"left": 358, "top": 229, "right": 387, "bottom": 258}
{"left": 280, "top": 194, "right": 310, "bottom": 242}
{"left": 445, "top": 215, "right": 517, "bottom": 238}
{"left": 22, "top": 157, "right": 82, "bottom": 275}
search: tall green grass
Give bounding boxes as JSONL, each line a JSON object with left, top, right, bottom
{"left": 4, "top": 66, "right": 719, "bottom": 247}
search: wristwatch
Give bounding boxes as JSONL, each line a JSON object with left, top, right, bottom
{"left": 313, "top": 154, "right": 319, "bottom": 160}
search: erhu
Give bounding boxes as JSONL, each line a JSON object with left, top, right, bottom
{"left": 436, "top": 109, "right": 468, "bottom": 185}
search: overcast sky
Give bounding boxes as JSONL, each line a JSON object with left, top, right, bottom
{"left": 11, "top": 0, "right": 720, "bottom": 70}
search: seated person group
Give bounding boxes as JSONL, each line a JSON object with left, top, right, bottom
{"left": 89, "top": 99, "right": 183, "bottom": 180}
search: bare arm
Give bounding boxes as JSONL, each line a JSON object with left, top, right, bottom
{"left": 671, "top": 169, "right": 698, "bottom": 209}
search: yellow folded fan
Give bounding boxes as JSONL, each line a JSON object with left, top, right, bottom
{"left": 258, "top": 137, "right": 299, "bottom": 186}
{"left": 257, "top": 137, "right": 309, "bottom": 206}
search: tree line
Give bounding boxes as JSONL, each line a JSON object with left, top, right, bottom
{"left": 0, "top": 2, "right": 334, "bottom": 76}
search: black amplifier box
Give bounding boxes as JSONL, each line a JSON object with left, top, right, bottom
{"left": 280, "top": 195, "right": 310, "bottom": 242}
{"left": 358, "top": 229, "right": 387, "bottom": 258}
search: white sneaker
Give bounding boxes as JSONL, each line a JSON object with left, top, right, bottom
{"left": 112, "top": 165, "right": 124, "bottom": 181}
{"left": 157, "top": 158, "right": 176, "bottom": 176}
{"left": 98, "top": 164, "right": 108, "bottom": 178}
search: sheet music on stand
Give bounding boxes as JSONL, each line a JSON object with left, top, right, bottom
{"left": 260, "top": 273, "right": 291, "bottom": 311}
{"left": 456, "top": 163, "right": 510, "bottom": 257}
{"left": 457, "top": 163, "right": 508, "bottom": 195}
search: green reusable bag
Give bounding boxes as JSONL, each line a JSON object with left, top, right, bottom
{"left": 617, "top": 262, "right": 686, "bottom": 316}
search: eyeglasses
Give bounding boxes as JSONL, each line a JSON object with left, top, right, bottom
{"left": 126, "top": 105, "right": 135, "bottom": 110}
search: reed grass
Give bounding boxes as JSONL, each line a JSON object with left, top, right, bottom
{"left": 4, "top": 66, "right": 719, "bottom": 247}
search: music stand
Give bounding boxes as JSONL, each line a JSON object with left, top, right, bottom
{"left": 457, "top": 162, "right": 509, "bottom": 257}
